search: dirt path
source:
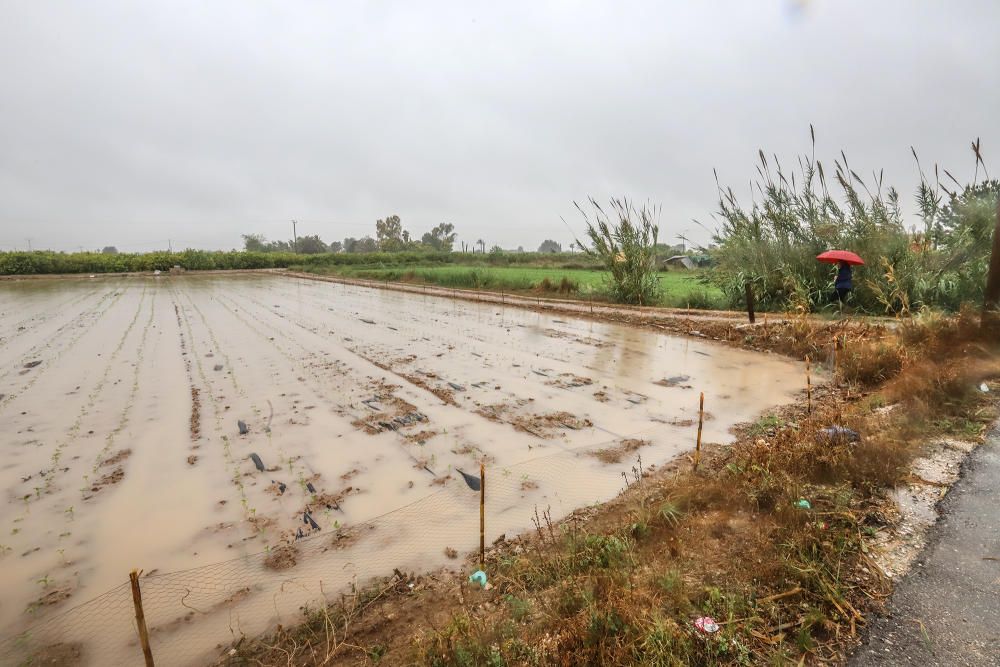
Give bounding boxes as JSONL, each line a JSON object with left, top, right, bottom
{"left": 275, "top": 269, "right": 776, "bottom": 322}
{"left": 849, "top": 430, "right": 1000, "bottom": 666}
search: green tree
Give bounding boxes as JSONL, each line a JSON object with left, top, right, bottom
{"left": 101, "top": 246, "right": 118, "bottom": 255}
{"left": 537, "top": 239, "right": 562, "bottom": 253}
{"left": 295, "top": 234, "right": 328, "bottom": 254}
{"left": 376, "top": 215, "right": 412, "bottom": 251}
{"left": 242, "top": 234, "right": 268, "bottom": 252}
{"left": 420, "top": 223, "right": 457, "bottom": 251}
{"left": 354, "top": 236, "right": 378, "bottom": 253}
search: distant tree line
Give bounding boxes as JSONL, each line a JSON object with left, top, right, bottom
{"left": 242, "top": 217, "right": 458, "bottom": 254}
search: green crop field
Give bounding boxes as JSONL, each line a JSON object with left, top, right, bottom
{"left": 300, "top": 264, "right": 725, "bottom": 308}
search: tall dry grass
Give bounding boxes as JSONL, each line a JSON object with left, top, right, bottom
{"left": 709, "top": 128, "right": 998, "bottom": 314}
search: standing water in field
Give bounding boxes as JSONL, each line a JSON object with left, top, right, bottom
{"left": 0, "top": 275, "right": 810, "bottom": 665}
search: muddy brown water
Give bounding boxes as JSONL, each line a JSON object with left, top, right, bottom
{"left": 0, "top": 274, "right": 812, "bottom": 665}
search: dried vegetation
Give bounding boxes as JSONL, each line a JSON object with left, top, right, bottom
{"left": 224, "top": 309, "right": 1000, "bottom": 666}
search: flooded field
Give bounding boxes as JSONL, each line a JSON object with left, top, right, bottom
{"left": 0, "top": 274, "right": 809, "bottom": 664}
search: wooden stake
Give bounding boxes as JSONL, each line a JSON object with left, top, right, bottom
{"left": 479, "top": 464, "right": 486, "bottom": 569}
{"left": 745, "top": 281, "right": 756, "bottom": 324}
{"left": 129, "top": 570, "right": 155, "bottom": 667}
{"left": 694, "top": 392, "right": 705, "bottom": 471}
{"left": 806, "top": 355, "right": 812, "bottom": 415}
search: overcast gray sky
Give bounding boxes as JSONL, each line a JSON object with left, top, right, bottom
{"left": 1, "top": 1, "right": 998, "bottom": 253}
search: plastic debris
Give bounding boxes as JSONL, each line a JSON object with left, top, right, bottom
{"left": 795, "top": 498, "right": 811, "bottom": 510}
{"left": 818, "top": 425, "right": 860, "bottom": 444}
{"left": 447, "top": 382, "right": 465, "bottom": 392}
{"left": 303, "top": 512, "right": 320, "bottom": 530}
{"left": 237, "top": 420, "right": 249, "bottom": 435}
{"left": 469, "top": 570, "right": 488, "bottom": 588}
{"left": 249, "top": 453, "right": 265, "bottom": 472}
{"left": 457, "top": 468, "right": 481, "bottom": 491}
{"left": 306, "top": 482, "right": 316, "bottom": 494}
{"left": 23, "top": 360, "right": 42, "bottom": 369}
{"left": 272, "top": 480, "right": 286, "bottom": 495}
{"left": 694, "top": 616, "right": 719, "bottom": 633}
{"left": 980, "top": 382, "right": 990, "bottom": 393}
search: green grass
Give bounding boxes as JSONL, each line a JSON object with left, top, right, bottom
{"left": 299, "top": 264, "right": 725, "bottom": 309}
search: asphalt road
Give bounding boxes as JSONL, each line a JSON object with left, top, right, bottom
{"left": 850, "top": 431, "right": 1000, "bottom": 666}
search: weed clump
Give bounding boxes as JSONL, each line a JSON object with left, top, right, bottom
{"left": 837, "top": 342, "right": 905, "bottom": 387}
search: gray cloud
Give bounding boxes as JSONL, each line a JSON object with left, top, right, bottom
{"left": 1, "top": 0, "right": 998, "bottom": 252}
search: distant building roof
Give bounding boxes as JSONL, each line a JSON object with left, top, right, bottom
{"left": 665, "top": 255, "right": 696, "bottom": 269}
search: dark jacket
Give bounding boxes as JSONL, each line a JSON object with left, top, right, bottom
{"left": 835, "top": 263, "right": 853, "bottom": 290}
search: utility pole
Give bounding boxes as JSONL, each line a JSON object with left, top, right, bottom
{"left": 168, "top": 239, "right": 173, "bottom": 252}
{"left": 26, "top": 238, "right": 32, "bottom": 251}
{"left": 291, "top": 220, "right": 298, "bottom": 253}
{"left": 982, "top": 196, "right": 1000, "bottom": 331}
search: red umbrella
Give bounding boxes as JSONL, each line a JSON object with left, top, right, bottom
{"left": 817, "top": 250, "right": 864, "bottom": 266}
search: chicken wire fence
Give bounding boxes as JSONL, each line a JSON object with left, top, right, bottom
{"left": 0, "top": 430, "right": 662, "bottom": 667}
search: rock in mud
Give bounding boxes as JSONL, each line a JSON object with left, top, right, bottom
{"left": 213, "top": 364, "right": 224, "bottom": 371}
{"left": 306, "top": 482, "right": 316, "bottom": 494}
{"left": 23, "top": 360, "right": 42, "bottom": 369}
{"left": 238, "top": 420, "right": 249, "bottom": 435}
{"left": 303, "top": 512, "right": 320, "bottom": 530}
{"left": 249, "top": 453, "right": 265, "bottom": 472}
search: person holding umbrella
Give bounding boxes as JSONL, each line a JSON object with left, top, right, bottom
{"left": 835, "top": 261, "right": 852, "bottom": 303}
{"left": 816, "top": 250, "right": 864, "bottom": 307}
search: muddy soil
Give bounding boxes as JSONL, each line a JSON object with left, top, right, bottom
{"left": 0, "top": 274, "right": 809, "bottom": 665}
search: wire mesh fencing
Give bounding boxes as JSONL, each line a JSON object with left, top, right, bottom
{"left": 0, "top": 431, "right": 664, "bottom": 666}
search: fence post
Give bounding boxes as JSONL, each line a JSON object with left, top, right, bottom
{"left": 806, "top": 356, "right": 812, "bottom": 415}
{"left": 745, "top": 281, "right": 756, "bottom": 324}
{"left": 479, "top": 464, "right": 486, "bottom": 569}
{"left": 694, "top": 392, "right": 705, "bottom": 471}
{"left": 129, "top": 570, "right": 155, "bottom": 667}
